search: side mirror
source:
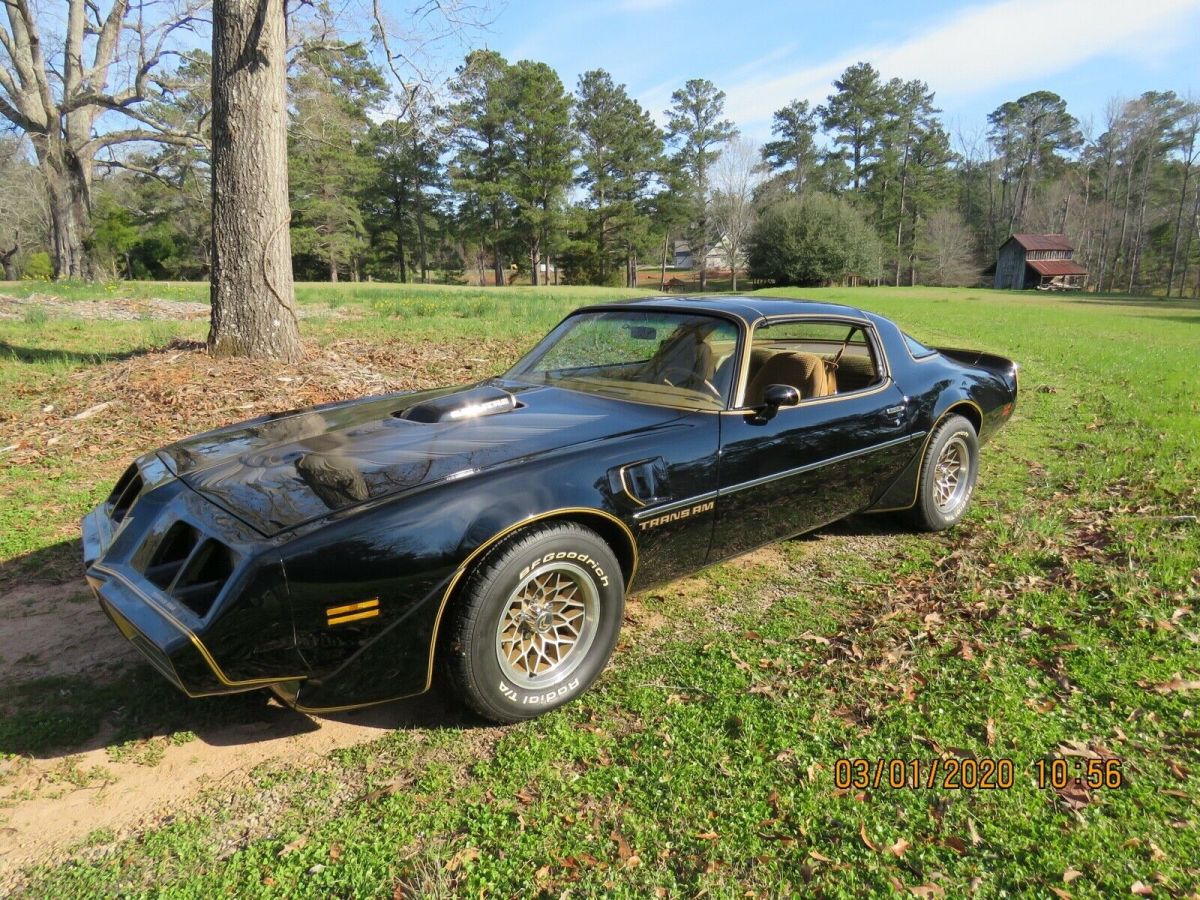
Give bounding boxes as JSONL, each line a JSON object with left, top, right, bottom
{"left": 755, "top": 384, "right": 800, "bottom": 421}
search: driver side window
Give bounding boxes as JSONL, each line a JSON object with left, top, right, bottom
{"left": 742, "top": 320, "right": 882, "bottom": 405}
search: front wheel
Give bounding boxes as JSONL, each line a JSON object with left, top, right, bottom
{"left": 443, "top": 522, "right": 625, "bottom": 723}
{"left": 906, "top": 414, "right": 979, "bottom": 531}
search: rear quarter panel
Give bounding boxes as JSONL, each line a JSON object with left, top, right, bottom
{"left": 865, "top": 315, "right": 1017, "bottom": 511}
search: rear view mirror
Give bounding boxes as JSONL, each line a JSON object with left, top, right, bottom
{"left": 629, "top": 325, "right": 658, "bottom": 340}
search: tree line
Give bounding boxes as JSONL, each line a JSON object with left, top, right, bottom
{"left": 2, "top": 12, "right": 1198, "bottom": 297}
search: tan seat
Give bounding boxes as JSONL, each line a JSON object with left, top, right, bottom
{"left": 644, "top": 326, "right": 716, "bottom": 391}
{"left": 827, "top": 354, "right": 877, "bottom": 392}
{"left": 745, "top": 351, "right": 830, "bottom": 405}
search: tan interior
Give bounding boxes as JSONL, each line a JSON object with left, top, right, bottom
{"left": 744, "top": 351, "right": 830, "bottom": 405}
{"left": 743, "top": 346, "right": 879, "bottom": 404}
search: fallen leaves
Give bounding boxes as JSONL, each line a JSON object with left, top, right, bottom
{"left": 859, "top": 822, "right": 877, "bottom": 852}
{"left": 1052, "top": 778, "right": 1092, "bottom": 811}
{"left": 1150, "top": 677, "right": 1200, "bottom": 694}
{"left": 444, "top": 846, "right": 479, "bottom": 873}
{"left": 909, "top": 884, "right": 945, "bottom": 898}
{"left": 611, "top": 828, "right": 633, "bottom": 862}
{"left": 278, "top": 835, "right": 309, "bottom": 857}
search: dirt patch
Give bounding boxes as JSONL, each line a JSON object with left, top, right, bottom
{"left": 0, "top": 691, "right": 481, "bottom": 886}
{"left": 0, "top": 581, "right": 137, "bottom": 686}
{"left": 0, "top": 334, "right": 529, "bottom": 883}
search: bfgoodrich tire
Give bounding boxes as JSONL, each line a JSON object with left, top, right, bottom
{"left": 444, "top": 522, "right": 625, "bottom": 723}
{"left": 906, "top": 414, "right": 979, "bottom": 532}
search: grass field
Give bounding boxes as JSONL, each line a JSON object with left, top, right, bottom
{"left": 0, "top": 282, "right": 1198, "bottom": 896}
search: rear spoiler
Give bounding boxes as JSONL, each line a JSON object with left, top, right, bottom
{"left": 934, "top": 347, "right": 1019, "bottom": 393}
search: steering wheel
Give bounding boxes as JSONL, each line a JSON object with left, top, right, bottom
{"left": 661, "top": 369, "right": 723, "bottom": 401}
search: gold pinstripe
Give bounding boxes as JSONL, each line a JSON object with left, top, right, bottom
{"left": 283, "top": 506, "right": 640, "bottom": 714}
{"left": 92, "top": 563, "right": 305, "bottom": 689}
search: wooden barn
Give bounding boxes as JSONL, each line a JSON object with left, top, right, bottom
{"left": 993, "top": 233, "right": 1087, "bottom": 291}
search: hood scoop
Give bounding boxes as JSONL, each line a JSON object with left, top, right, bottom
{"left": 396, "top": 385, "right": 519, "bottom": 424}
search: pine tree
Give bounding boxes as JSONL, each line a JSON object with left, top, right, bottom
{"left": 819, "top": 62, "right": 888, "bottom": 193}
{"left": 449, "top": 51, "right": 515, "bottom": 286}
{"left": 987, "top": 91, "right": 1082, "bottom": 234}
{"left": 288, "top": 42, "right": 388, "bottom": 281}
{"left": 363, "top": 104, "right": 447, "bottom": 283}
{"left": 665, "top": 79, "right": 737, "bottom": 292}
{"left": 761, "top": 100, "right": 820, "bottom": 199}
{"left": 503, "top": 61, "right": 576, "bottom": 285}
{"left": 574, "top": 69, "right": 665, "bottom": 286}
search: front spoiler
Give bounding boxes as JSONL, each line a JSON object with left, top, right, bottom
{"left": 83, "top": 500, "right": 303, "bottom": 698}
{"left": 87, "top": 564, "right": 252, "bottom": 696}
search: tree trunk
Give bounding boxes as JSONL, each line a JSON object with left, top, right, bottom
{"left": 1179, "top": 179, "right": 1200, "bottom": 298}
{"left": 1111, "top": 159, "right": 1135, "bottom": 291}
{"left": 1095, "top": 163, "right": 1113, "bottom": 291}
{"left": 1, "top": 235, "right": 18, "bottom": 281}
{"left": 1129, "top": 153, "right": 1153, "bottom": 294}
{"left": 209, "top": 0, "right": 302, "bottom": 362}
{"left": 35, "top": 141, "right": 92, "bottom": 280}
{"left": 1166, "top": 156, "right": 1194, "bottom": 296}
{"left": 659, "top": 235, "right": 669, "bottom": 291}
{"left": 894, "top": 148, "right": 910, "bottom": 286}
{"left": 329, "top": 258, "right": 338, "bottom": 283}
{"left": 415, "top": 206, "right": 429, "bottom": 283}
{"left": 396, "top": 227, "right": 408, "bottom": 283}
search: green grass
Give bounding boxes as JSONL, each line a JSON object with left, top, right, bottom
{"left": 2, "top": 283, "right": 1198, "bottom": 896}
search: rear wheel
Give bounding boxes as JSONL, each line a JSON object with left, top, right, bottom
{"left": 444, "top": 523, "right": 624, "bottom": 723}
{"left": 906, "top": 414, "right": 979, "bottom": 531}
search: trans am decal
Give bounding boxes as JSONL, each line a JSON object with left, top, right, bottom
{"left": 638, "top": 499, "right": 716, "bottom": 531}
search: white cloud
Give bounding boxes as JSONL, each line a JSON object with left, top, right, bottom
{"left": 720, "top": 0, "right": 1200, "bottom": 129}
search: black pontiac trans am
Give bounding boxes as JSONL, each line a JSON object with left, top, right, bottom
{"left": 83, "top": 297, "right": 1017, "bottom": 722}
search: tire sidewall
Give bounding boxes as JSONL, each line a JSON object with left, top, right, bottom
{"left": 459, "top": 528, "right": 624, "bottom": 721}
{"left": 918, "top": 416, "right": 979, "bottom": 530}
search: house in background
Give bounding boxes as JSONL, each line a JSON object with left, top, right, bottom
{"left": 672, "top": 239, "right": 730, "bottom": 271}
{"left": 993, "top": 233, "right": 1088, "bottom": 291}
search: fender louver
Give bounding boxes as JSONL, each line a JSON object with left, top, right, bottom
{"left": 143, "top": 521, "right": 235, "bottom": 618}
{"left": 108, "top": 464, "right": 144, "bottom": 524}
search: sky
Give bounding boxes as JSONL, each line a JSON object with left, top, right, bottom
{"left": 414, "top": 0, "right": 1200, "bottom": 142}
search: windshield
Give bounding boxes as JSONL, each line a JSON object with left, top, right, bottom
{"left": 505, "top": 310, "right": 741, "bottom": 411}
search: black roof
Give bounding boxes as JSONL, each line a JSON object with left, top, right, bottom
{"left": 591, "top": 295, "right": 871, "bottom": 326}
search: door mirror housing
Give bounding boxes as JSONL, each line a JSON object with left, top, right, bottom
{"left": 755, "top": 383, "right": 800, "bottom": 421}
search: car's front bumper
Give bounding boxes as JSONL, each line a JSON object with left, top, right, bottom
{"left": 85, "top": 554, "right": 260, "bottom": 696}
{"left": 82, "top": 471, "right": 307, "bottom": 698}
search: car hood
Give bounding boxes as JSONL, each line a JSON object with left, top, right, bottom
{"left": 162, "top": 380, "right": 682, "bottom": 536}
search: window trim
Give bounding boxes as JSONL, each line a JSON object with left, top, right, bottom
{"left": 727, "top": 314, "right": 892, "bottom": 411}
